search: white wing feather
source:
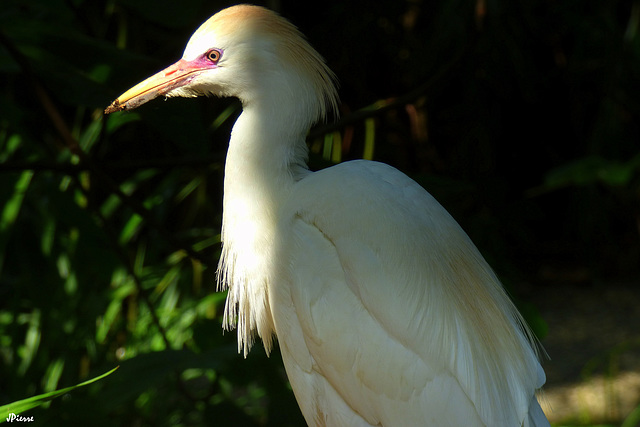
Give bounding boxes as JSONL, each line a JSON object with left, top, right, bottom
{"left": 269, "top": 160, "right": 549, "bottom": 427}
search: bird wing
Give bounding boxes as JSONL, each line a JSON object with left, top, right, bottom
{"left": 270, "top": 160, "right": 548, "bottom": 426}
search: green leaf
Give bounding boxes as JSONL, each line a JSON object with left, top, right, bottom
{"left": 0, "top": 366, "right": 119, "bottom": 422}
{"left": 363, "top": 117, "right": 376, "bottom": 161}
{"left": 0, "top": 171, "right": 33, "bottom": 274}
{"left": 621, "top": 403, "right": 640, "bottom": 427}
{"left": 543, "top": 154, "right": 640, "bottom": 189}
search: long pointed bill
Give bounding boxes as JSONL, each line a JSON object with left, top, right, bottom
{"left": 104, "top": 59, "right": 207, "bottom": 114}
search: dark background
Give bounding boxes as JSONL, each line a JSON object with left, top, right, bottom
{"left": 1, "top": 0, "right": 638, "bottom": 425}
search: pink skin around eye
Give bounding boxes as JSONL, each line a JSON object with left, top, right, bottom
{"left": 164, "top": 49, "right": 222, "bottom": 78}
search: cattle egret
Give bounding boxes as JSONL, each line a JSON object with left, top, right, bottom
{"left": 105, "top": 5, "right": 550, "bottom": 426}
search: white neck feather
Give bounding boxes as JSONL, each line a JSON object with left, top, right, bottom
{"left": 217, "top": 93, "right": 310, "bottom": 356}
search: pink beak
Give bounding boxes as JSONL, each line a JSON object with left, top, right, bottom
{"left": 104, "top": 58, "right": 209, "bottom": 114}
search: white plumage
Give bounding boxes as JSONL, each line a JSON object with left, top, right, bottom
{"left": 105, "top": 5, "right": 550, "bottom": 426}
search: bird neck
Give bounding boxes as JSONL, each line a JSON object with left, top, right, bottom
{"left": 224, "top": 104, "right": 310, "bottom": 204}
{"left": 220, "top": 103, "right": 310, "bottom": 260}
{"left": 217, "top": 103, "right": 310, "bottom": 354}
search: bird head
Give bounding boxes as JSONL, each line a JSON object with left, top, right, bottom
{"left": 105, "top": 5, "right": 338, "bottom": 126}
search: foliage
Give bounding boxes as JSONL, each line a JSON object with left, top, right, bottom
{"left": 1, "top": 366, "right": 118, "bottom": 421}
{"left": 0, "top": 0, "right": 638, "bottom": 425}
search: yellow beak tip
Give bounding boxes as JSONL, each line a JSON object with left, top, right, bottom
{"left": 104, "top": 99, "right": 124, "bottom": 115}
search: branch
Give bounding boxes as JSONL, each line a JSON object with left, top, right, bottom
{"left": 0, "top": 157, "right": 224, "bottom": 174}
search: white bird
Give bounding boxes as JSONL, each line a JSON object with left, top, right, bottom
{"left": 105, "top": 5, "right": 550, "bottom": 426}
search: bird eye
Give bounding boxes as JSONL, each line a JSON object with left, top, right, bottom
{"left": 206, "top": 49, "right": 222, "bottom": 63}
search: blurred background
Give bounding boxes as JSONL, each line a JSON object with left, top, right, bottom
{"left": 1, "top": 0, "right": 639, "bottom": 425}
